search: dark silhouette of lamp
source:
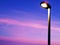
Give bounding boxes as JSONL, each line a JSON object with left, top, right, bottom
{"left": 40, "top": 1, "right": 51, "bottom": 45}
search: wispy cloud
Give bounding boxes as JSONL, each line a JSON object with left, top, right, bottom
{"left": 0, "top": 36, "right": 47, "bottom": 44}
{"left": 0, "top": 18, "right": 60, "bottom": 44}
{"left": 0, "top": 18, "right": 60, "bottom": 30}
{"left": 0, "top": 18, "right": 47, "bottom": 29}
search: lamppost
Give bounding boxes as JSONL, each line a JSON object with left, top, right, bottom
{"left": 40, "top": 1, "right": 51, "bottom": 45}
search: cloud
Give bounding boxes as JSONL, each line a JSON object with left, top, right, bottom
{"left": 0, "top": 18, "right": 60, "bottom": 30}
{"left": 0, "top": 36, "right": 60, "bottom": 45}
{"left": 0, "top": 18, "right": 60, "bottom": 43}
{"left": 0, "top": 36, "right": 47, "bottom": 44}
{"left": 0, "top": 18, "right": 47, "bottom": 29}
{"left": 0, "top": 18, "right": 48, "bottom": 40}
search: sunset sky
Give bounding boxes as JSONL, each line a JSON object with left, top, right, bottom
{"left": 0, "top": 0, "right": 60, "bottom": 45}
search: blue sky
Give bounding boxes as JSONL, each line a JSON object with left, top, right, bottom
{"left": 0, "top": 0, "right": 60, "bottom": 21}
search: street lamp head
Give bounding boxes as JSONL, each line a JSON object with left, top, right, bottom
{"left": 40, "top": 1, "right": 51, "bottom": 9}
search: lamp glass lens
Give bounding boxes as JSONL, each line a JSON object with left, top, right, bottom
{"left": 41, "top": 3, "right": 48, "bottom": 8}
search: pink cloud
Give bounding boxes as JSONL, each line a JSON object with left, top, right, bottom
{"left": 0, "top": 36, "right": 60, "bottom": 45}
{"left": 0, "top": 18, "right": 60, "bottom": 44}
{"left": 0, "top": 36, "right": 47, "bottom": 44}
{"left": 0, "top": 18, "right": 48, "bottom": 41}
{"left": 0, "top": 18, "right": 47, "bottom": 29}
{"left": 0, "top": 18, "right": 60, "bottom": 30}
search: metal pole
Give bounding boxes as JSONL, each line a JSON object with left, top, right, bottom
{"left": 48, "top": 8, "right": 51, "bottom": 45}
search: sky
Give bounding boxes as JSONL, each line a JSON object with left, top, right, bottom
{"left": 0, "top": 0, "right": 60, "bottom": 45}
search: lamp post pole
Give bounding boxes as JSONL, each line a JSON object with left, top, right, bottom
{"left": 48, "top": 8, "right": 51, "bottom": 45}
{"left": 40, "top": 1, "right": 51, "bottom": 45}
